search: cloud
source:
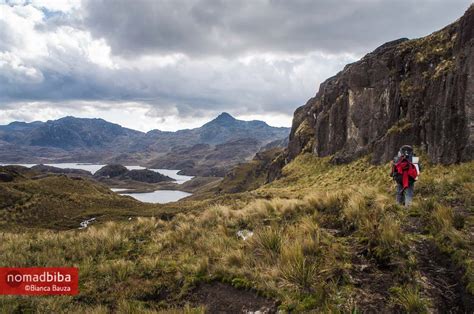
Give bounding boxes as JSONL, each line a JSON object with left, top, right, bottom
{"left": 0, "top": 0, "right": 472, "bottom": 130}
{"left": 82, "top": 0, "right": 472, "bottom": 57}
{"left": 0, "top": 0, "right": 355, "bottom": 120}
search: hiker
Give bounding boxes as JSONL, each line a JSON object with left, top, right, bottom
{"left": 391, "top": 145, "right": 420, "bottom": 206}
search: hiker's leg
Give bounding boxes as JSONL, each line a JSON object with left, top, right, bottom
{"left": 396, "top": 183, "right": 404, "bottom": 205}
{"left": 404, "top": 182, "right": 414, "bottom": 206}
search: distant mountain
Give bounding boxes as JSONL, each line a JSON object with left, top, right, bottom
{"left": 0, "top": 117, "right": 141, "bottom": 150}
{"left": 28, "top": 117, "right": 141, "bottom": 149}
{"left": 197, "top": 113, "right": 284, "bottom": 144}
{"left": 0, "top": 113, "right": 290, "bottom": 175}
{"left": 0, "top": 121, "right": 44, "bottom": 131}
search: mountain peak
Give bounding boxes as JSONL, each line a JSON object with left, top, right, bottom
{"left": 214, "top": 112, "right": 236, "bottom": 122}
{"left": 202, "top": 112, "right": 238, "bottom": 128}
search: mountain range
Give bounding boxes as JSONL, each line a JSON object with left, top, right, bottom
{"left": 0, "top": 112, "right": 289, "bottom": 175}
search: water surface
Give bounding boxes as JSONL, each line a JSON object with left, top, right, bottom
{"left": 120, "top": 190, "right": 192, "bottom": 203}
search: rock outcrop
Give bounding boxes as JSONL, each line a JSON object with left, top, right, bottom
{"left": 288, "top": 5, "right": 473, "bottom": 165}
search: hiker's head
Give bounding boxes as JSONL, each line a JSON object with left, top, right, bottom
{"left": 399, "top": 145, "right": 413, "bottom": 158}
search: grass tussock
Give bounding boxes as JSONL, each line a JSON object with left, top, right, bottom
{"left": 342, "top": 186, "right": 405, "bottom": 263}
{"left": 279, "top": 243, "right": 318, "bottom": 292}
{"left": 390, "top": 285, "right": 430, "bottom": 313}
{"left": 249, "top": 226, "right": 282, "bottom": 257}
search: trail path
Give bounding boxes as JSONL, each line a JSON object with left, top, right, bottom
{"left": 405, "top": 215, "right": 474, "bottom": 313}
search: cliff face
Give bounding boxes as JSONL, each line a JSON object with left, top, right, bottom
{"left": 288, "top": 5, "right": 474, "bottom": 164}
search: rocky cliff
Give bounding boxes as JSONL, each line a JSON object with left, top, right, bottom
{"left": 288, "top": 5, "right": 473, "bottom": 165}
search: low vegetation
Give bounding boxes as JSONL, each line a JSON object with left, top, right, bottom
{"left": 0, "top": 155, "right": 472, "bottom": 312}
{"left": 0, "top": 166, "right": 160, "bottom": 230}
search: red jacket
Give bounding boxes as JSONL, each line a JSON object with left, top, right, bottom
{"left": 394, "top": 158, "right": 418, "bottom": 189}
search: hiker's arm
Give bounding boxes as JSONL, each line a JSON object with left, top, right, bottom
{"left": 390, "top": 158, "right": 398, "bottom": 177}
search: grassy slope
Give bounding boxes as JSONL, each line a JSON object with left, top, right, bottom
{"left": 0, "top": 155, "right": 472, "bottom": 312}
{"left": 0, "top": 167, "right": 174, "bottom": 230}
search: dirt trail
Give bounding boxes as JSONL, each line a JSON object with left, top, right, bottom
{"left": 406, "top": 216, "right": 474, "bottom": 313}
{"left": 188, "top": 282, "right": 278, "bottom": 313}
{"left": 415, "top": 239, "right": 468, "bottom": 313}
{"left": 350, "top": 248, "right": 395, "bottom": 312}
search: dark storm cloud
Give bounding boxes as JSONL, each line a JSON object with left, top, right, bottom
{"left": 83, "top": 0, "right": 473, "bottom": 57}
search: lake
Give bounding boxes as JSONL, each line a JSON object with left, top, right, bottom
{"left": 1, "top": 163, "right": 194, "bottom": 204}
{"left": 112, "top": 189, "right": 192, "bottom": 204}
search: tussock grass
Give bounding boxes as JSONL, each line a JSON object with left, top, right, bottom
{"left": 279, "top": 243, "right": 318, "bottom": 292}
{"left": 390, "top": 285, "right": 430, "bottom": 313}
{"left": 0, "top": 189, "right": 353, "bottom": 311}
{"left": 249, "top": 226, "right": 282, "bottom": 257}
{"left": 341, "top": 186, "right": 405, "bottom": 262}
{"left": 304, "top": 190, "right": 347, "bottom": 213}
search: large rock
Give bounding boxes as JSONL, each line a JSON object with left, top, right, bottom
{"left": 288, "top": 5, "right": 474, "bottom": 165}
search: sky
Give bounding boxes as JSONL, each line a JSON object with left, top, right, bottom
{"left": 0, "top": 0, "right": 471, "bottom": 131}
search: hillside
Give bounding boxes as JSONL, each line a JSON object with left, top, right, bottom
{"left": 147, "top": 138, "right": 264, "bottom": 176}
{"left": 0, "top": 165, "right": 169, "bottom": 230}
{"left": 287, "top": 5, "right": 473, "bottom": 165}
{"left": 1, "top": 155, "right": 472, "bottom": 312}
